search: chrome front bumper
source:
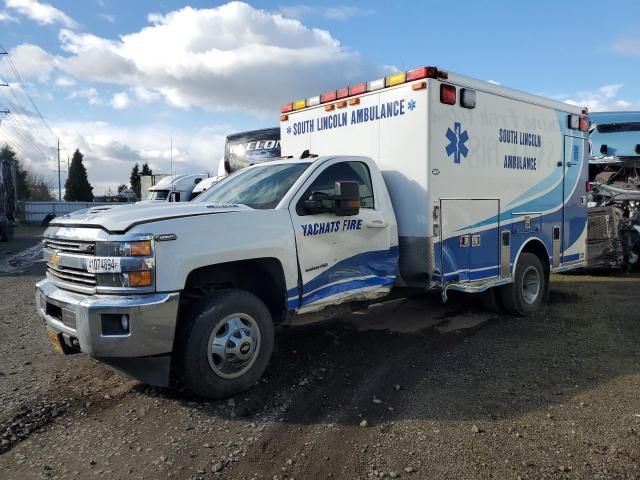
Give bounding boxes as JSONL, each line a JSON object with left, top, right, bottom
{"left": 36, "top": 278, "right": 180, "bottom": 358}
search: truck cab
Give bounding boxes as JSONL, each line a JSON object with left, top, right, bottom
{"left": 37, "top": 156, "right": 398, "bottom": 397}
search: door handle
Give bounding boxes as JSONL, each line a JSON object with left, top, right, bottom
{"left": 367, "top": 220, "right": 388, "bottom": 228}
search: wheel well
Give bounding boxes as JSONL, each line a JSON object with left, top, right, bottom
{"left": 182, "top": 258, "right": 287, "bottom": 323}
{"left": 519, "top": 239, "right": 550, "bottom": 286}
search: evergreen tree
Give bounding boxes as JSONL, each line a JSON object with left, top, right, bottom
{"left": 141, "top": 162, "right": 153, "bottom": 176}
{"left": 130, "top": 163, "right": 140, "bottom": 198}
{"left": 117, "top": 184, "right": 127, "bottom": 193}
{"left": 64, "top": 149, "right": 94, "bottom": 201}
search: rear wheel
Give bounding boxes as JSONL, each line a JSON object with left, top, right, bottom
{"left": 176, "top": 289, "right": 274, "bottom": 399}
{"left": 480, "top": 287, "right": 503, "bottom": 313}
{"left": 499, "top": 252, "right": 546, "bottom": 316}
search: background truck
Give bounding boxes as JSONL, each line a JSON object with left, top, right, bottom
{"left": 224, "top": 127, "right": 281, "bottom": 174}
{"left": 142, "top": 174, "right": 209, "bottom": 202}
{"left": 0, "top": 155, "right": 17, "bottom": 242}
{"left": 36, "top": 66, "right": 588, "bottom": 398}
{"left": 586, "top": 111, "right": 640, "bottom": 270}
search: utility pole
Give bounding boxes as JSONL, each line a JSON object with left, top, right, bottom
{"left": 57, "top": 137, "right": 61, "bottom": 201}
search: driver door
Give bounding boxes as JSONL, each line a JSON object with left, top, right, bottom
{"left": 289, "top": 159, "right": 395, "bottom": 312}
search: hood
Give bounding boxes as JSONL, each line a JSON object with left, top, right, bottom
{"left": 50, "top": 202, "right": 253, "bottom": 233}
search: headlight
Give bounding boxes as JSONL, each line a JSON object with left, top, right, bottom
{"left": 93, "top": 238, "right": 155, "bottom": 292}
{"left": 95, "top": 240, "right": 152, "bottom": 257}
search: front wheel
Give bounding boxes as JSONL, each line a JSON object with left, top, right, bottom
{"left": 498, "top": 252, "right": 546, "bottom": 316}
{"left": 0, "top": 220, "right": 8, "bottom": 242}
{"left": 176, "top": 289, "right": 274, "bottom": 399}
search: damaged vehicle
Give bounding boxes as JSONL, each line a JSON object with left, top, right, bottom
{"left": 587, "top": 111, "right": 640, "bottom": 269}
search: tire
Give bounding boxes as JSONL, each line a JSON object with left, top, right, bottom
{"left": 498, "top": 252, "right": 546, "bottom": 316}
{"left": 176, "top": 289, "right": 274, "bottom": 399}
{"left": 0, "top": 220, "right": 8, "bottom": 242}
{"left": 480, "top": 287, "right": 503, "bottom": 313}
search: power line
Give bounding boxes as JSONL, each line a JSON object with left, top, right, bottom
{"left": 0, "top": 86, "right": 56, "bottom": 160}
{"left": 0, "top": 44, "right": 72, "bottom": 159}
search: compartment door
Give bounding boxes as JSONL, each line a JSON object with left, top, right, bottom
{"left": 440, "top": 199, "right": 500, "bottom": 283}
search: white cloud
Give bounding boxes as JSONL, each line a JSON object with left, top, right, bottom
{"left": 559, "top": 84, "right": 640, "bottom": 112}
{"left": 0, "top": 10, "right": 18, "bottom": 22}
{"left": 99, "top": 13, "right": 115, "bottom": 23}
{"left": 5, "top": 0, "right": 76, "bottom": 28}
{"left": 54, "top": 75, "right": 75, "bottom": 87}
{"left": 278, "top": 4, "right": 375, "bottom": 21}
{"left": 0, "top": 114, "right": 229, "bottom": 194}
{"left": 67, "top": 87, "right": 102, "bottom": 106}
{"left": 110, "top": 91, "right": 131, "bottom": 109}
{"left": 132, "top": 86, "right": 160, "bottom": 103}
{"left": 53, "top": 2, "right": 386, "bottom": 114}
{"left": 610, "top": 38, "right": 640, "bottom": 56}
{"left": 0, "top": 43, "right": 55, "bottom": 81}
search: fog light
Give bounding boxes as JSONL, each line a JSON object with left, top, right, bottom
{"left": 120, "top": 314, "right": 129, "bottom": 332}
{"left": 101, "top": 313, "right": 130, "bottom": 335}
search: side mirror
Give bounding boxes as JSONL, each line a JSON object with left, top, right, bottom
{"left": 332, "top": 181, "right": 360, "bottom": 216}
{"left": 302, "top": 192, "right": 331, "bottom": 214}
{"left": 168, "top": 191, "right": 181, "bottom": 202}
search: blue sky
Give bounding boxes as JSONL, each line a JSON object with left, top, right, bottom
{"left": 0, "top": 0, "right": 638, "bottom": 193}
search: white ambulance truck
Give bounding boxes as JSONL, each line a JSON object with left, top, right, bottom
{"left": 36, "top": 66, "right": 589, "bottom": 398}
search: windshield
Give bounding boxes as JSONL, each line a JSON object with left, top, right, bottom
{"left": 196, "top": 162, "right": 310, "bottom": 209}
{"left": 146, "top": 190, "right": 169, "bottom": 201}
{"left": 596, "top": 122, "right": 640, "bottom": 134}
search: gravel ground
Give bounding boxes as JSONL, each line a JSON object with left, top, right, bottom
{"left": 1, "top": 227, "right": 639, "bottom": 479}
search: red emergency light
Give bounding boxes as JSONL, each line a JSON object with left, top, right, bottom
{"left": 320, "top": 91, "right": 337, "bottom": 103}
{"left": 336, "top": 87, "right": 349, "bottom": 99}
{"left": 440, "top": 84, "right": 456, "bottom": 105}
{"left": 348, "top": 83, "right": 367, "bottom": 96}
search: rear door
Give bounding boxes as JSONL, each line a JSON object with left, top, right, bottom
{"left": 289, "top": 159, "right": 395, "bottom": 311}
{"left": 562, "top": 135, "right": 588, "bottom": 263}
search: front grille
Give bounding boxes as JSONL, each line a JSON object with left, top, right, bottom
{"left": 46, "top": 264, "right": 97, "bottom": 288}
{"left": 45, "top": 237, "right": 97, "bottom": 292}
{"left": 45, "top": 238, "right": 95, "bottom": 255}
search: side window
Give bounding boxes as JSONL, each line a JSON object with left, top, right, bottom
{"left": 297, "top": 161, "right": 375, "bottom": 215}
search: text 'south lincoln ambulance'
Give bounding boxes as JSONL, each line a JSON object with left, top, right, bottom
{"left": 36, "top": 66, "right": 589, "bottom": 398}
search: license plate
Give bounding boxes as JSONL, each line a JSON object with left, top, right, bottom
{"left": 86, "top": 257, "right": 121, "bottom": 273}
{"left": 47, "top": 330, "right": 65, "bottom": 354}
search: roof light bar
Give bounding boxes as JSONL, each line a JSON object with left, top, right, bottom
{"left": 406, "top": 67, "right": 428, "bottom": 81}
{"left": 306, "top": 96, "right": 320, "bottom": 107}
{"left": 349, "top": 83, "right": 367, "bottom": 96}
{"left": 367, "top": 78, "right": 385, "bottom": 91}
{"left": 385, "top": 72, "right": 406, "bottom": 87}
{"left": 320, "top": 91, "right": 337, "bottom": 103}
{"left": 336, "top": 87, "right": 349, "bottom": 99}
{"left": 281, "top": 65, "right": 447, "bottom": 115}
{"left": 281, "top": 103, "right": 293, "bottom": 114}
